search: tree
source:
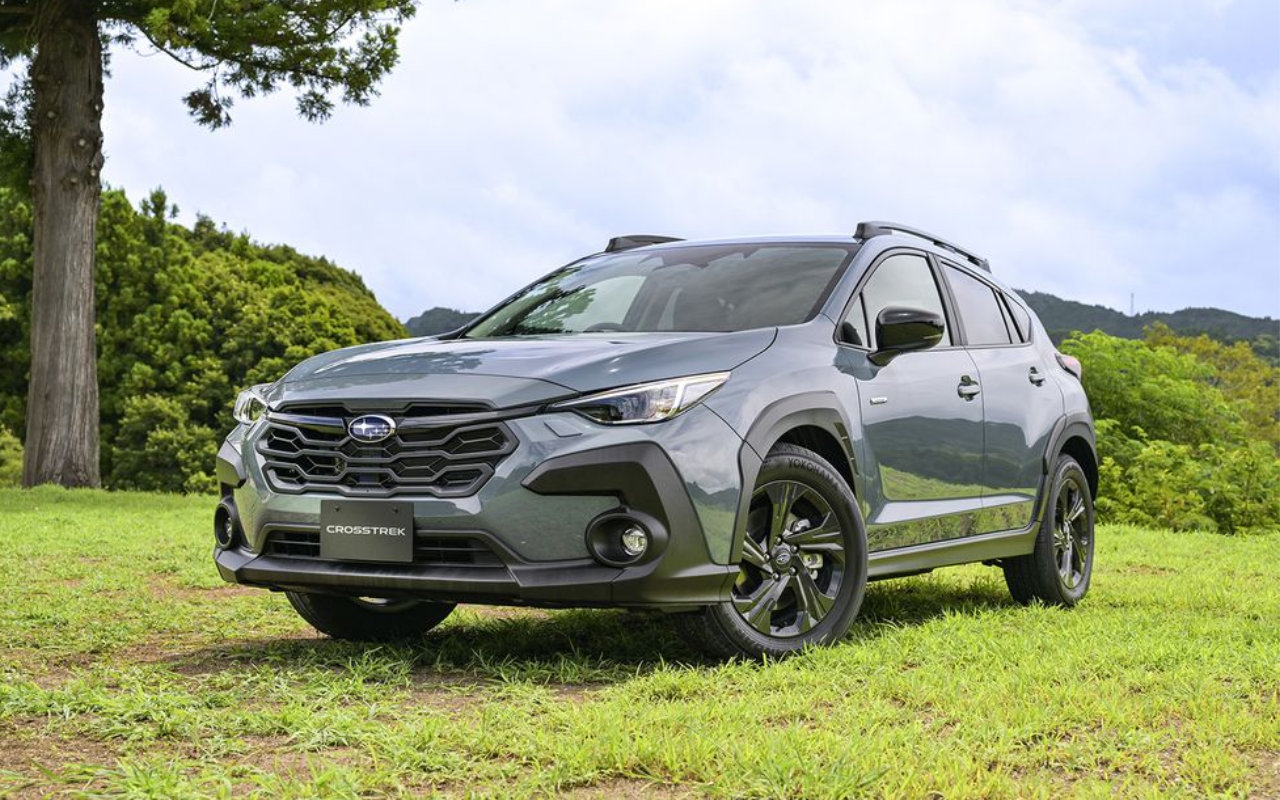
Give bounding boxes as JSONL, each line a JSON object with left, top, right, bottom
{"left": 0, "top": 184, "right": 406, "bottom": 492}
{"left": 0, "top": 0, "right": 415, "bottom": 487}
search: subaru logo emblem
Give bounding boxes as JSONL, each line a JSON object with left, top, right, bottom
{"left": 348, "top": 414, "right": 396, "bottom": 443}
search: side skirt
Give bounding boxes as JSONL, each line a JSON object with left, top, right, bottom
{"left": 868, "top": 524, "right": 1038, "bottom": 580}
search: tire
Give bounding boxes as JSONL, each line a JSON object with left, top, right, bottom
{"left": 285, "top": 591, "right": 456, "bottom": 642}
{"left": 1003, "top": 454, "right": 1095, "bottom": 606}
{"left": 677, "top": 443, "right": 868, "bottom": 660}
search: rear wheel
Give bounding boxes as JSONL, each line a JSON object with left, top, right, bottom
{"left": 678, "top": 443, "right": 867, "bottom": 660}
{"left": 286, "top": 591, "right": 455, "bottom": 642}
{"left": 1003, "top": 454, "right": 1095, "bottom": 606}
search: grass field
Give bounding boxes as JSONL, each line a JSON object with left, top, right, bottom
{"left": 0, "top": 488, "right": 1276, "bottom": 799}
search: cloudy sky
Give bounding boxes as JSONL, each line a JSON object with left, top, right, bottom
{"left": 13, "top": 0, "right": 1280, "bottom": 320}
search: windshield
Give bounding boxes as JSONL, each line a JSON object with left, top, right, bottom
{"left": 465, "top": 243, "right": 855, "bottom": 337}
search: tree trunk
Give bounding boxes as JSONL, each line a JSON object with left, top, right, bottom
{"left": 22, "top": 0, "right": 103, "bottom": 488}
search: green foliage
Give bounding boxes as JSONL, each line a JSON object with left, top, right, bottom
{"left": 1144, "top": 322, "right": 1280, "bottom": 451}
{"left": 0, "top": 76, "right": 32, "bottom": 195}
{"left": 1061, "top": 330, "right": 1244, "bottom": 452}
{"left": 0, "top": 186, "right": 405, "bottom": 492}
{"left": 0, "top": 1, "right": 415, "bottom": 131}
{"left": 1064, "top": 330, "right": 1280, "bottom": 534}
{"left": 110, "top": 395, "right": 219, "bottom": 494}
{"left": 0, "top": 426, "right": 20, "bottom": 487}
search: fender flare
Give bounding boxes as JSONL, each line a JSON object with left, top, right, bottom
{"left": 730, "top": 392, "right": 858, "bottom": 562}
{"left": 1043, "top": 413, "right": 1097, "bottom": 475}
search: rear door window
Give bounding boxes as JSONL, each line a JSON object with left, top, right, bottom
{"left": 945, "top": 265, "right": 1013, "bottom": 346}
{"left": 1002, "top": 293, "right": 1032, "bottom": 343}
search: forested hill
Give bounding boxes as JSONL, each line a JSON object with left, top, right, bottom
{"left": 404, "top": 295, "right": 1279, "bottom": 361}
{"left": 404, "top": 306, "right": 478, "bottom": 337}
{"left": 1017, "top": 290, "right": 1278, "bottom": 348}
{"left": 0, "top": 187, "right": 405, "bottom": 492}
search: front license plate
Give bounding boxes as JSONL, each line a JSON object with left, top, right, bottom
{"left": 320, "top": 500, "right": 414, "bottom": 563}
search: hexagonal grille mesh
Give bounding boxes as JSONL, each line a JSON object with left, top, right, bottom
{"left": 255, "top": 404, "right": 517, "bottom": 498}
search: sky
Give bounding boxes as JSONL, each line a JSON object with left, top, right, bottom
{"left": 8, "top": 0, "right": 1280, "bottom": 321}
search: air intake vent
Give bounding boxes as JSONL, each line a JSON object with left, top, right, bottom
{"left": 263, "top": 529, "right": 504, "bottom": 567}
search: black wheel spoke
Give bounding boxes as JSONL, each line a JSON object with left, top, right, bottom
{"left": 782, "top": 512, "right": 842, "bottom": 552}
{"left": 1066, "top": 492, "right": 1086, "bottom": 525}
{"left": 1059, "top": 530, "right": 1074, "bottom": 585}
{"left": 1070, "top": 528, "right": 1087, "bottom": 576}
{"left": 740, "top": 535, "right": 772, "bottom": 574}
{"left": 764, "top": 482, "right": 798, "bottom": 549}
{"left": 733, "top": 574, "right": 791, "bottom": 634}
{"left": 793, "top": 568, "right": 835, "bottom": 631}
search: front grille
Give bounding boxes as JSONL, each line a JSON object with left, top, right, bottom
{"left": 256, "top": 403, "right": 517, "bottom": 498}
{"left": 263, "top": 529, "right": 504, "bottom": 567}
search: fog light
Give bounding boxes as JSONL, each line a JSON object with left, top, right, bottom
{"left": 585, "top": 510, "right": 665, "bottom": 567}
{"left": 620, "top": 525, "right": 649, "bottom": 558}
{"left": 214, "top": 499, "right": 240, "bottom": 549}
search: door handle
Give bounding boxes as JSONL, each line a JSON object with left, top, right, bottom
{"left": 957, "top": 375, "right": 981, "bottom": 400}
{"left": 1028, "top": 366, "right": 1046, "bottom": 386}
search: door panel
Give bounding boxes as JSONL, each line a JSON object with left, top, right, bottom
{"left": 968, "top": 346, "right": 1063, "bottom": 531}
{"left": 938, "top": 263, "right": 1064, "bottom": 534}
{"left": 837, "top": 250, "right": 986, "bottom": 552}
{"left": 852, "top": 349, "right": 986, "bottom": 550}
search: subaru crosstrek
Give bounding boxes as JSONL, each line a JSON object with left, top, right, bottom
{"left": 214, "top": 221, "right": 1097, "bottom": 659}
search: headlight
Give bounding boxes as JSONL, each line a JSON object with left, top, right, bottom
{"left": 233, "top": 383, "right": 273, "bottom": 424}
{"left": 552, "top": 372, "right": 730, "bottom": 425}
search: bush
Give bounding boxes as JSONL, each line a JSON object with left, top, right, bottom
{"left": 1061, "top": 330, "right": 1245, "bottom": 451}
{"left": 0, "top": 426, "right": 20, "bottom": 487}
{"left": 1065, "top": 330, "right": 1280, "bottom": 534}
{"left": 109, "top": 395, "right": 219, "bottom": 494}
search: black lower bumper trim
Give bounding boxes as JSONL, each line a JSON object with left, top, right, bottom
{"left": 215, "top": 546, "right": 735, "bottom": 608}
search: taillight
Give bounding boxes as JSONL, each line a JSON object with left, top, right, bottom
{"left": 1056, "top": 352, "right": 1082, "bottom": 379}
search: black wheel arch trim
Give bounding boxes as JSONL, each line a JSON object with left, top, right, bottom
{"left": 732, "top": 393, "right": 858, "bottom": 563}
{"left": 1043, "top": 414, "right": 1096, "bottom": 479}
{"left": 1033, "top": 412, "right": 1098, "bottom": 526}
{"left": 1043, "top": 413, "right": 1096, "bottom": 473}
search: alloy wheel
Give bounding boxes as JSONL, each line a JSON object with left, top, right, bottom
{"left": 732, "top": 480, "right": 847, "bottom": 637}
{"left": 1052, "top": 475, "right": 1090, "bottom": 589}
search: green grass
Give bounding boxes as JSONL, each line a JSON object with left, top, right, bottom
{"left": 0, "top": 487, "right": 1276, "bottom": 799}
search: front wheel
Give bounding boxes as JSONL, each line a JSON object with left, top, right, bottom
{"left": 678, "top": 443, "right": 868, "bottom": 660}
{"left": 285, "top": 591, "right": 456, "bottom": 642}
{"left": 1002, "top": 454, "right": 1095, "bottom": 606}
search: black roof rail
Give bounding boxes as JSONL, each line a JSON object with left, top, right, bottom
{"left": 854, "top": 220, "right": 990, "bottom": 272}
{"left": 605, "top": 234, "right": 684, "bottom": 253}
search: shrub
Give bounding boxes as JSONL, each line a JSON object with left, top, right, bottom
{"left": 0, "top": 426, "right": 20, "bottom": 487}
{"left": 108, "top": 395, "right": 219, "bottom": 494}
{"left": 1067, "top": 330, "right": 1280, "bottom": 534}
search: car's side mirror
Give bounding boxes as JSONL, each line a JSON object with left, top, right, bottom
{"left": 870, "top": 306, "right": 945, "bottom": 366}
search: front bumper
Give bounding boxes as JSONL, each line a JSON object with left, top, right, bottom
{"left": 214, "top": 407, "right": 745, "bottom": 608}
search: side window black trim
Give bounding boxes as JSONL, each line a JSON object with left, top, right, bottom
{"left": 834, "top": 247, "right": 960, "bottom": 352}
{"left": 936, "top": 258, "right": 1034, "bottom": 350}
{"left": 1000, "top": 291, "right": 1034, "bottom": 344}
{"left": 996, "top": 294, "right": 1018, "bottom": 343}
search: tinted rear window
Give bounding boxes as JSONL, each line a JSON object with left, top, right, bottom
{"left": 946, "top": 265, "right": 1013, "bottom": 346}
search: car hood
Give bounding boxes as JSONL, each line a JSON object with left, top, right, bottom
{"left": 270, "top": 329, "right": 777, "bottom": 408}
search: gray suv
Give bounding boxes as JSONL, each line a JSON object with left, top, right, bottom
{"left": 213, "top": 222, "right": 1097, "bottom": 659}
